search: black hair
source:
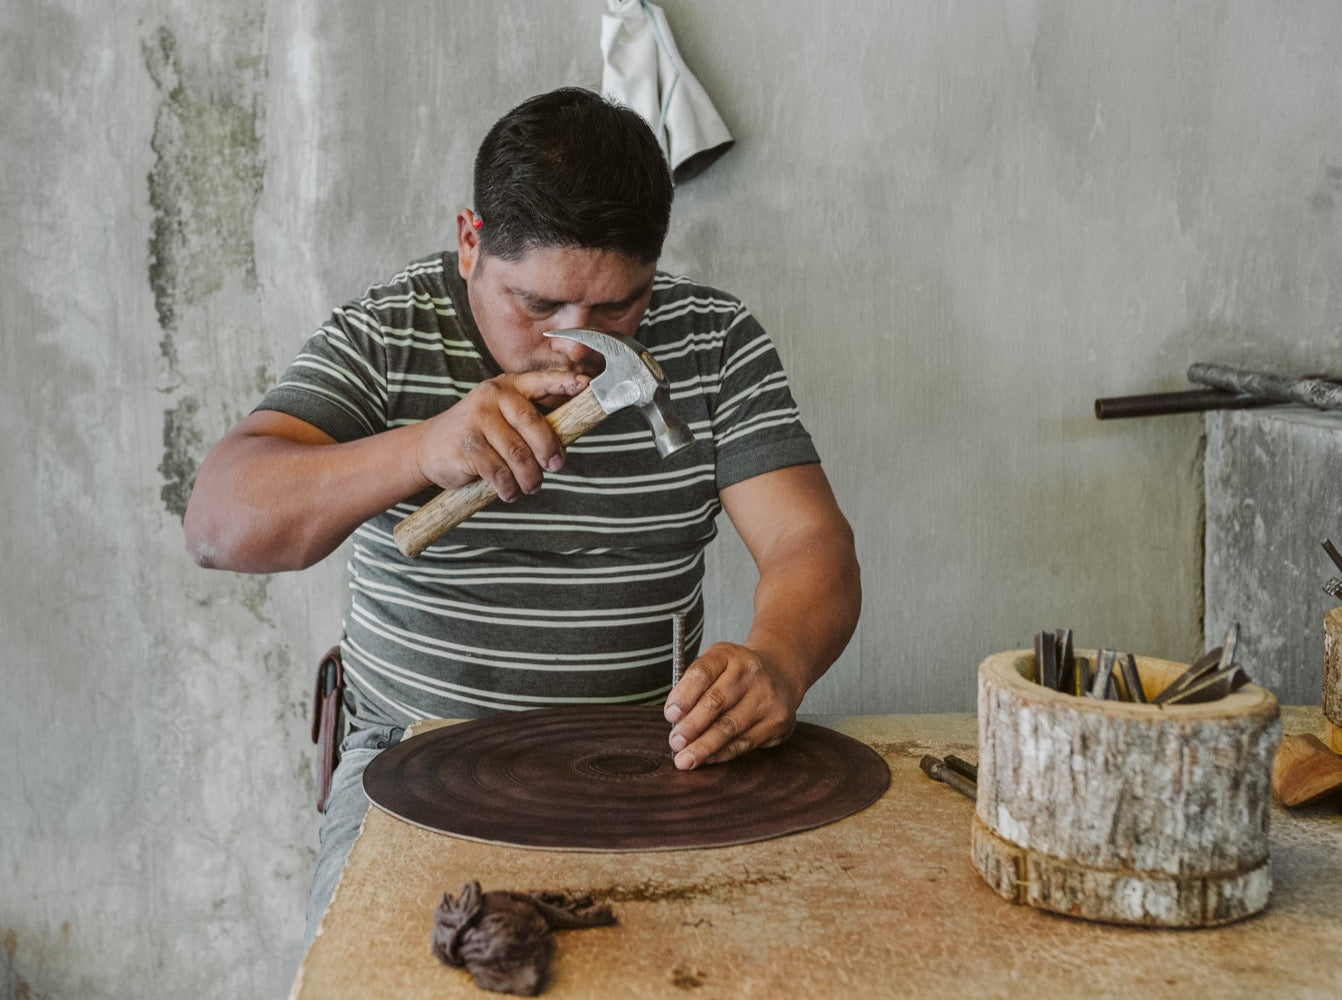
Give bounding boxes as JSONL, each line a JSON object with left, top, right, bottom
{"left": 473, "top": 88, "right": 674, "bottom": 263}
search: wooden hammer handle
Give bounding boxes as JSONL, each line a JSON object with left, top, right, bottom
{"left": 393, "top": 386, "right": 608, "bottom": 557}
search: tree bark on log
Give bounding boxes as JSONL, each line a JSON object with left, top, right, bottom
{"left": 1323, "top": 607, "right": 1342, "bottom": 753}
{"left": 972, "top": 650, "right": 1280, "bottom": 927}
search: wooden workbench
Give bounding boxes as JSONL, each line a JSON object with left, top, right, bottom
{"left": 291, "top": 709, "right": 1342, "bottom": 999}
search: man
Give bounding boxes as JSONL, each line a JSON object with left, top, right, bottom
{"left": 184, "top": 87, "right": 860, "bottom": 939}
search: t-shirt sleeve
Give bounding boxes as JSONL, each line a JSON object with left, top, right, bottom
{"left": 254, "top": 300, "right": 389, "bottom": 443}
{"left": 710, "top": 309, "right": 820, "bottom": 490}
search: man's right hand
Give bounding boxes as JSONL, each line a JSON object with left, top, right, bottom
{"left": 184, "top": 370, "right": 589, "bottom": 573}
{"left": 414, "top": 370, "right": 590, "bottom": 503}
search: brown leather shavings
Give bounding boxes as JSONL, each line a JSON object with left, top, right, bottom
{"left": 431, "top": 881, "right": 617, "bottom": 996}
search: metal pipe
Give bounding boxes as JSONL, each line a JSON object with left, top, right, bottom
{"left": 943, "top": 754, "right": 978, "bottom": 782}
{"left": 920, "top": 755, "right": 977, "bottom": 801}
{"left": 1094, "top": 388, "right": 1268, "bottom": 420}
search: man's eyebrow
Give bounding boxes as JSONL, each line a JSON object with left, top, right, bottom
{"left": 511, "top": 288, "right": 561, "bottom": 309}
{"left": 509, "top": 280, "right": 652, "bottom": 310}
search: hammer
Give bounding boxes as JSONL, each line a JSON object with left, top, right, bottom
{"left": 393, "top": 328, "right": 694, "bottom": 557}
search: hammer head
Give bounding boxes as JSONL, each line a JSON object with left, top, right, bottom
{"left": 544, "top": 329, "right": 693, "bottom": 457}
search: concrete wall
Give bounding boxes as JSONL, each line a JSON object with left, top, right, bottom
{"left": 5, "top": 1, "right": 1342, "bottom": 996}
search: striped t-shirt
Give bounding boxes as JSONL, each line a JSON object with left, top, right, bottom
{"left": 258, "top": 252, "right": 819, "bottom": 728}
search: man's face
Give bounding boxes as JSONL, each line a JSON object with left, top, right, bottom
{"left": 456, "top": 210, "right": 657, "bottom": 378}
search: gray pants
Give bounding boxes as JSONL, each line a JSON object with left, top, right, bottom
{"left": 305, "top": 724, "right": 403, "bottom": 945}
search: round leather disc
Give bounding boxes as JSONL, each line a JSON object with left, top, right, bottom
{"left": 363, "top": 705, "right": 891, "bottom": 851}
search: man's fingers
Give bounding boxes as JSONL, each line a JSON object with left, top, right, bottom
{"left": 466, "top": 431, "right": 534, "bottom": 501}
{"left": 496, "top": 371, "right": 592, "bottom": 477}
{"left": 490, "top": 390, "right": 567, "bottom": 490}
{"left": 663, "top": 647, "right": 724, "bottom": 726}
{"left": 453, "top": 385, "right": 546, "bottom": 500}
{"left": 665, "top": 642, "right": 798, "bottom": 770}
{"left": 678, "top": 716, "right": 783, "bottom": 770}
{"left": 432, "top": 373, "right": 592, "bottom": 500}
{"left": 507, "top": 370, "right": 591, "bottom": 406}
{"left": 759, "top": 718, "right": 797, "bottom": 749}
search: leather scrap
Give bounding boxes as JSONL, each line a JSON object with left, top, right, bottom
{"left": 431, "top": 881, "right": 617, "bottom": 996}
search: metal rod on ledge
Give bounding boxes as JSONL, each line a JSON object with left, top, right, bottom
{"left": 1094, "top": 388, "right": 1267, "bottom": 420}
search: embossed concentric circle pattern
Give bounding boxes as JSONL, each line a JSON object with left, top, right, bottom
{"left": 363, "top": 706, "right": 891, "bottom": 851}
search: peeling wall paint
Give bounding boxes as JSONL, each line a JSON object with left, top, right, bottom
{"left": 158, "top": 394, "right": 203, "bottom": 520}
{"left": 144, "top": 18, "right": 266, "bottom": 520}
{"left": 144, "top": 25, "right": 264, "bottom": 335}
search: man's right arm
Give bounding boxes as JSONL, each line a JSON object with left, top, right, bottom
{"left": 184, "top": 410, "right": 430, "bottom": 572}
{"left": 183, "top": 370, "right": 590, "bottom": 573}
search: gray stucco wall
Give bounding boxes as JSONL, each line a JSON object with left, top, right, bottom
{"left": 5, "top": 2, "right": 1342, "bottom": 996}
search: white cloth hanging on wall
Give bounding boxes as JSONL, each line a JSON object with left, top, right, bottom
{"left": 600, "top": 0, "right": 734, "bottom": 181}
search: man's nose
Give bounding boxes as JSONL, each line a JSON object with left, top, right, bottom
{"left": 547, "top": 330, "right": 604, "bottom": 370}
{"left": 552, "top": 304, "right": 599, "bottom": 331}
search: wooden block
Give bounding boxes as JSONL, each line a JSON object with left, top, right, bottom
{"left": 1274, "top": 733, "right": 1342, "bottom": 806}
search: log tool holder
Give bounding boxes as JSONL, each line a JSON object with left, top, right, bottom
{"left": 972, "top": 648, "right": 1280, "bottom": 927}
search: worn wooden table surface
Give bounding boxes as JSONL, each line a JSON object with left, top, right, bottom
{"left": 290, "top": 709, "right": 1342, "bottom": 999}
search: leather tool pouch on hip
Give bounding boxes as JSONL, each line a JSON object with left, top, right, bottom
{"left": 311, "top": 645, "right": 344, "bottom": 814}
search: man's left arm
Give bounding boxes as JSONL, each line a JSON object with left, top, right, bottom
{"left": 663, "top": 463, "right": 861, "bottom": 769}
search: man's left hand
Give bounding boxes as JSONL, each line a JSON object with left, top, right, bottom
{"left": 662, "top": 641, "right": 802, "bottom": 770}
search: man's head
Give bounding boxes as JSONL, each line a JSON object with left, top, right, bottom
{"left": 471, "top": 87, "right": 674, "bottom": 264}
{"left": 457, "top": 89, "right": 673, "bottom": 380}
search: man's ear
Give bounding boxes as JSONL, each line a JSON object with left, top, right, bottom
{"left": 456, "top": 210, "right": 480, "bottom": 279}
